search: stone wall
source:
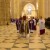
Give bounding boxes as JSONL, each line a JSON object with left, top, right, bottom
{"left": 0, "top": 0, "right": 10, "bottom": 25}
{"left": 0, "top": 0, "right": 4, "bottom": 25}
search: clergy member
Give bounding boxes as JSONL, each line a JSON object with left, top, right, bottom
{"left": 33, "top": 17, "right": 36, "bottom": 30}
{"left": 38, "top": 16, "right": 45, "bottom": 35}
{"left": 29, "top": 17, "right": 34, "bottom": 33}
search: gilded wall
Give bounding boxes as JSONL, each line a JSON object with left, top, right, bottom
{"left": 38, "top": 0, "right": 45, "bottom": 18}
{"left": 0, "top": 0, "right": 10, "bottom": 25}
{"left": 0, "top": 0, "right": 4, "bottom": 25}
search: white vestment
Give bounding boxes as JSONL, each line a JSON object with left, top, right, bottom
{"left": 38, "top": 19, "right": 45, "bottom": 30}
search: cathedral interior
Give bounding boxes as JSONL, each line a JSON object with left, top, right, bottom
{"left": 0, "top": 0, "right": 50, "bottom": 50}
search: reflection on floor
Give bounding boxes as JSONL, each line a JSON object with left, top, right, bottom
{"left": 0, "top": 23, "right": 50, "bottom": 50}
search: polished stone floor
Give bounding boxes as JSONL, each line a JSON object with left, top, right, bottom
{"left": 0, "top": 23, "right": 50, "bottom": 50}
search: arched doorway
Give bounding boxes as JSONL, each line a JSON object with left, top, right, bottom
{"left": 22, "top": 3, "right": 37, "bottom": 18}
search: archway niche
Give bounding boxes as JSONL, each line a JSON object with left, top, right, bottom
{"left": 21, "top": 3, "right": 37, "bottom": 18}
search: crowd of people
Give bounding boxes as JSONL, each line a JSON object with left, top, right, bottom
{"left": 16, "top": 15, "right": 45, "bottom": 38}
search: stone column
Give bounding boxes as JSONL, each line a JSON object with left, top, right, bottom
{"left": 4, "top": 0, "right": 10, "bottom": 24}
{"left": 10, "top": 0, "right": 14, "bottom": 18}
{"left": 38, "top": 0, "right": 45, "bottom": 18}
{"left": 48, "top": 0, "right": 50, "bottom": 17}
{"left": 14, "top": 0, "right": 21, "bottom": 18}
{"left": 45, "top": 0, "right": 48, "bottom": 18}
{"left": 0, "top": 0, "right": 5, "bottom": 25}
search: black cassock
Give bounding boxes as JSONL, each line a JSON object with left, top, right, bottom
{"left": 16, "top": 19, "right": 21, "bottom": 30}
{"left": 19, "top": 21, "right": 24, "bottom": 34}
{"left": 29, "top": 20, "right": 34, "bottom": 30}
{"left": 40, "top": 29, "right": 45, "bottom": 35}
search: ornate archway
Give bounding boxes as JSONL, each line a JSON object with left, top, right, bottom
{"left": 22, "top": 3, "right": 37, "bottom": 18}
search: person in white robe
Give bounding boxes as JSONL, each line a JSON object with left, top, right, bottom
{"left": 38, "top": 16, "right": 45, "bottom": 35}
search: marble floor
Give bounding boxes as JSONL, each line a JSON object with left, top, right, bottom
{"left": 0, "top": 23, "right": 50, "bottom": 50}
